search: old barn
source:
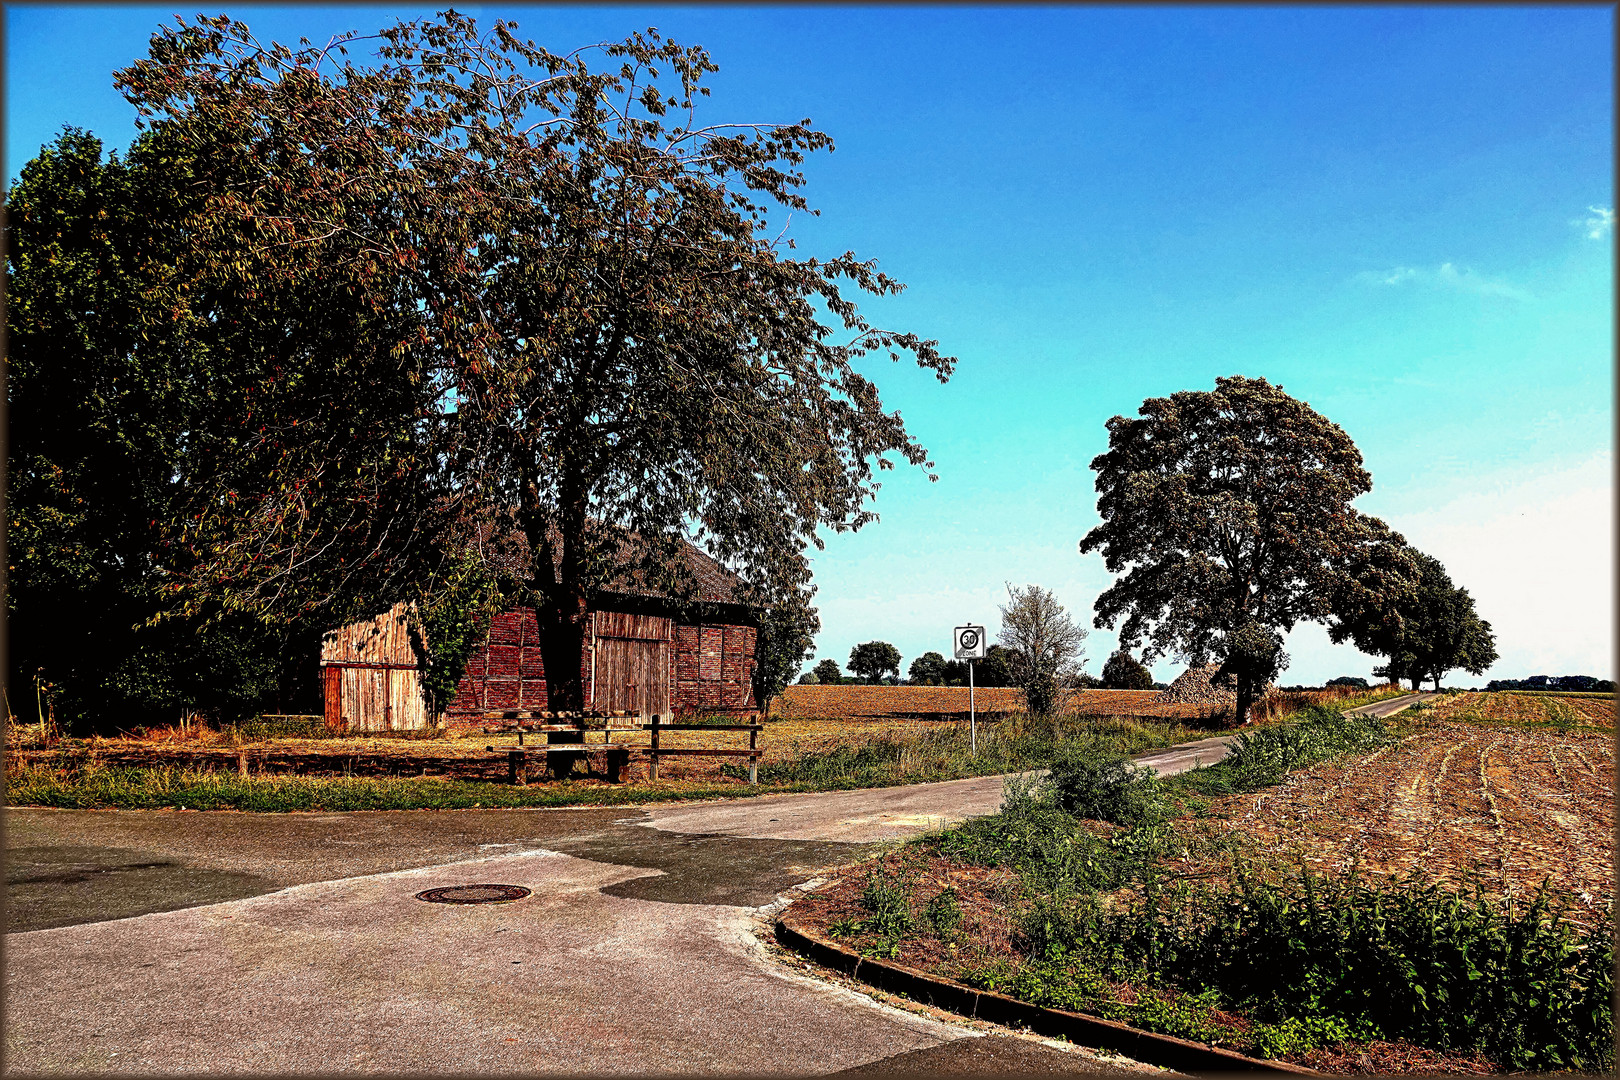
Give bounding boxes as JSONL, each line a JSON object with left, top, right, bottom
{"left": 319, "top": 540, "right": 759, "bottom": 731}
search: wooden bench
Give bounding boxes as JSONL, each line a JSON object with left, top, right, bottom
{"left": 481, "top": 712, "right": 764, "bottom": 785}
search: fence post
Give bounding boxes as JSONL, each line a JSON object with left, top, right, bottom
{"left": 748, "top": 715, "right": 759, "bottom": 785}
{"left": 509, "top": 750, "right": 527, "bottom": 786}
{"left": 649, "top": 714, "right": 660, "bottom": 782}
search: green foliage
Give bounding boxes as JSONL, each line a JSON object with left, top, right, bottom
{"left": 924, "top": 886, "right": 962, "bottom": 938}
{"left": 1335, "top": 550, "right": 1497, "bottom": 690}
{"left": 828, "top": 867, "right": 916, "bottom": 958}
{"left": 813, "top": 659, "right": 845, "bottom": 685}
{"left": 907, "top": 651, "right": 949, "bottom": 685}
{"left": 752, "top": 591, "right": 821, "bottom": 710}
{"left": 1044, "top": 748, "right": 1169, "bottom": 827}
{"left": 1171, "top": 704, "right": 1391, "bottom": 796}
{"left": 1080, "top": 375, "right": 1416, "bottom": 723}
{"left": 848, "top": 641, "right": 902, "bottom": 684}
{"left": 1100, "top": 650, "right": 1155, "bottom": 690}
{"left": 1082, "top": 869, "right": 1613, "bottom": 1072}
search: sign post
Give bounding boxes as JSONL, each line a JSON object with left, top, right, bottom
{"left": 953, "top": 625, "right": 987, "bottom": 755}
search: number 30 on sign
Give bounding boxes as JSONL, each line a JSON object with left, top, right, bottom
{"left": 953, "top": 625, "right": 986, "bottom": 660}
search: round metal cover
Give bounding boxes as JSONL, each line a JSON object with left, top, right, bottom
{"left": 415, "top": 884, "right": 531, "bottom": 905}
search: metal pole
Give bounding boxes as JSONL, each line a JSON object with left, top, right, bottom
{"left": 969, "top": 660, "right": 976, "bottom": 756}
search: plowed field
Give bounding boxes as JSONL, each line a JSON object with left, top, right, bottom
{"left": 1431, "top": 690, "right": 1616, "bottom": 726}
{"left": 773, "top": 685, "right": 1224, "bottom": 721}
{"left": 1175, "top": 718, "right": 1615, "bottom": 924}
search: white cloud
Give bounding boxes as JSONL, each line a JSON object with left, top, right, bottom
{"left": 1579, "top": 205, "right": 1614, "bottom": 240}
{"left": 1356, "top": 262, "right": 1532, "bottom": 302}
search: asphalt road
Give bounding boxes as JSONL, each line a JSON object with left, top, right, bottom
{"left": 6, "top": 698, "right": 1429, "bottom": 1074}
{"left": 6, "top": 806, "right": 1152, "bottom": 1074}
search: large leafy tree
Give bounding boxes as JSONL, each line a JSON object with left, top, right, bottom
{"left": 997, "top": 584, "right": 1088, "bottom": 718}
{"left": 848, "top": 641, "right": 902, "bottom": 684}
{"left": 1100, "top": 649, "right": 1155, "bottom": 690}
{"left": 1332, "top": 550, "right": 1497, "bottom": 690}
{"left": 116, "top": 13, "right": 952, "bottom": 711}
{"left": 1079, "top": 376, "right": 1417, "bottom": 724}
{"left": 5, "top": 119, "right": 470, "bottom": 729}
{"left": 908, "top": 651, "right": 949, "bottom": 685}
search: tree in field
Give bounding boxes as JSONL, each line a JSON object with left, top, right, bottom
{"left": 1334, "top": 551, "right": 1496, "bottom": 690}
{"left": 973, "top": 645, "right": 1019, "bottom": 688}
{"left": 908, "top": 651, "right": 949, "bottom": 685}
{"left": 997, "top": 584, "right": 1088, "bottom": 717}
{"left": 848, "top": 641, "right": 902, "bottom": 685}
{"left": 1079, "top": 376, "right": 1418, "bottom": 725}
{"left": 114, "top": 12, "right": 953, "bottom": 712}
{"left": 1100, "top": 649, "right": 1155, "bottom": 691}
{"left": 813, "top": 659, "right": 845, "bottom": 685}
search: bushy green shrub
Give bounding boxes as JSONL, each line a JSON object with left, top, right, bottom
{"left": 1065, "top": 868, "right": 1613, "bottom": 1072}
{"left": 1175, "top": 705, "right": 1390, "bottom": 795}
{"left": 1044, "top": 747, "right": 1168, "bottom": 826}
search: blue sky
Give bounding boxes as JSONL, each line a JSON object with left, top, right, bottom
{"left": 8, "top": 5, "right": 1614, "bottom": 684}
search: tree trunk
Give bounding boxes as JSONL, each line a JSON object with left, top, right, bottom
{"left": 521, "top": 469, "right": 591, "bottom": 715}
{"left": 1409, "top": 675, "right": 1422, "bottom": 691}
{"left": 1233, "top": 679, "right": 1255, "bottom": 727}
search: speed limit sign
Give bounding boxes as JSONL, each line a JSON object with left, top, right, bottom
{"left": 953, "top": 625, "right": 987, "bottom": 660}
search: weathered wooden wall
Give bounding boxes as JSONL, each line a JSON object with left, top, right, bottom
{"left": 443, "top": 607, "right": 755, "bottom": 722}
{"left": 319, "top": 602, "right": 429, "bottom": 731}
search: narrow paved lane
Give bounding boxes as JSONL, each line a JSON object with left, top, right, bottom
{"left": 7, "top": 698, "right": 1430, "bottom": 1073}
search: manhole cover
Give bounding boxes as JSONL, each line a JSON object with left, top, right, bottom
{"left": 415, "top": 884, "right": 532, "bottom": 905}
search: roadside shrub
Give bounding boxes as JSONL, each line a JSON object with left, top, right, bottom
{"left": 1174, "top": 705, "right": 1390, "bottom": 795}
{"left": 1074, "top": 868, "right": 1614, "bottom": 1072}
{"left": 829, "top": 867, "right": 916, "bottom": 957}
{"left": 924, "top": 886, "right": 962, "bottom": 938}
{"left": 1044, "top": 747, "right": 1168, "bottom": 826}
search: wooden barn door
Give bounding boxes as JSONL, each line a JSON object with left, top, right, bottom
{"left": 592, "top": 613, "right": 673, "bottom": 720}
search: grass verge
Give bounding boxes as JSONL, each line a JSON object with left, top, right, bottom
{"left": 4, "top": 712, "right": 1200, "bottom": 811}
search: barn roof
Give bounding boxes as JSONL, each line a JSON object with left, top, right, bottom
{"left": 467, "top": 520, "right": 749, "bottom": 607}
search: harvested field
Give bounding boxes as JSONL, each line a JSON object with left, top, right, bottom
{"left": 773, "top": 685, "right": 1226, "bottom": 722}
{"left": 1431, "top": 690, "right": 1615, "bottom": 727}
{"left": 1172, "top": 718, "right": 1615, "bottom": 923}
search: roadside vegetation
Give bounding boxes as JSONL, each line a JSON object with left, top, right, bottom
{"left": 796, "top": 699, "right": 1614, "bottom": 1074}
{"left": 6, "top": 709, "right": 1205, "bottom": 811}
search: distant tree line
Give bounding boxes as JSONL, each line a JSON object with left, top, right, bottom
{"left": 1487, "top": 675, "right": 1614, "bottom": 693}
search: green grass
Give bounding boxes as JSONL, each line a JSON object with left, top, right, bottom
{"left": 733, "top": 712, "right": 1200, "bottom": 790}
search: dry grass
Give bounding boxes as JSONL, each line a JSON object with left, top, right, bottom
{"left": 773, "top": 685, "right": 1229, "bottom": 722}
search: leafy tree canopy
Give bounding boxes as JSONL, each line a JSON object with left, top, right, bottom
{"left": 848, "top": 641, "right": 901, "bottom": 684}
{"left": 113, "top": 12, "right": 954, "bottom": 711}
{"left": 812, "top": 658, "right": 845, "bottom": 685}
{"left": 1337, "top": 551, "right": 1497, "bottom": 690}
{"left": 1100, "top": 649, "right": 1155, "bottom": 691}
{"left": 997, "top": 584, "right": 1088, "bottom": 717}
{"left": 908, "top": 651, "right": 949, "bottom": 685}
{"left": 1079, "top": 376, "right": 1416, "bottom": 724}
